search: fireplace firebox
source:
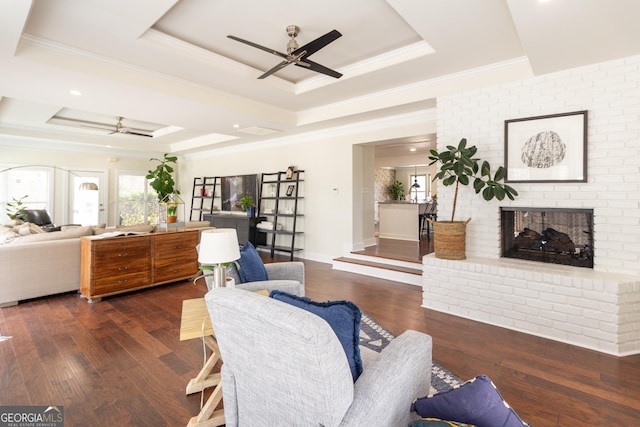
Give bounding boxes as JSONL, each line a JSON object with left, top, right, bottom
{"left": 501, "top": 207, "right": 594, "bottom": 268}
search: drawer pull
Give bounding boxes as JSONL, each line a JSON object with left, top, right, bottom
{"left": 118, "top": 253, "right": 128, "bottom": 257}
{"left": 118, "top": 267, "right": 128, "bottom": 271}
{"left": 118, "top": 279, "right": 128, "bottom": 284}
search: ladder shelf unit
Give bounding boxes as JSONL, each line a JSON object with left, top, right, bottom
{"left": 258, "top": 170, "right": 304, "bottom": 260}
{"left": 189, "top": 176, "right": 220, "bottom": 221}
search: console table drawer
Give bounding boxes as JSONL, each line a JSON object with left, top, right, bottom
{"left": 154, "top": 263, "right": 198, "bottom": 282}
{"left": 92, "top": 236, "right": 149, "bottom": 253}
{"left": 154, "top": 252, "right": 196, "bottom": 266}
{"left": 153, "top": 231, "right": 199, "bottom": 251}
{"left": 93, "top": 271, "right": 152, "bottom": 294}
{"left": 94, "top": 246, "right": 150, "bottom": 263}
{"left": 93, "top": 260, "right": 150, "bottom": 280}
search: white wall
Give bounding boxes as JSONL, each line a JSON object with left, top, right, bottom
{"left": 436, "top": 54, "right": 640, "bottom": 277}
{"left": 353, "top": 145, "right": 377, "bottom": 250}
{"left": 182, "top": 110, "right": 436, "bottom": 262}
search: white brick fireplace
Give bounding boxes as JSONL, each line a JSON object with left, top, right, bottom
{"left": 423, "top": 55, "right": 640, "bottom": 356}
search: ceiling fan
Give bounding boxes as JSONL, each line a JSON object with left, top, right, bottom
{"left": 108, "top": 116, "right": 154, "bottom": 137}
{"left": 50, "top": 115, "right": 154, "bottom": 137}
{"left": 228, "top": 25, "right": 343, "bottom": 79}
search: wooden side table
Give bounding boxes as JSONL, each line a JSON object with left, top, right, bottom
{"left": 180, "top": 298, "right": 224, "bottom": 427}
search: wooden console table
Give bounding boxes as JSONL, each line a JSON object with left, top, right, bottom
{"left": 80, "top": 229, "right": 202, "bottom": 302}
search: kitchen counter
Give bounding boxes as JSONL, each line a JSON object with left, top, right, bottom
{"left": 378, "top": 202, "right": 427, "bottom": 241}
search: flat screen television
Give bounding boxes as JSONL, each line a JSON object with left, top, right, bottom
{"left": 221, "top": 174, "right": 258, "bottom": 212}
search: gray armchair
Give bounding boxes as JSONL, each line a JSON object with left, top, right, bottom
{"left": 232, "top": 261, "right": 305, "bottom": 296}
{"left": 205, "top": 287, "right": 432, "bottom": 427}
{"left": 201, "top": 261, "right": 305, "bottom": 296}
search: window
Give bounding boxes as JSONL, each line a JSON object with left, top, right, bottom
{"left": 117, "top": 171, "right": 157, "bottom": 225}
{"left": 409, "top": 174, "right": 427, "bottom": 202}
{"left": 0, "top": 165, "right": 53, "bottom": 224}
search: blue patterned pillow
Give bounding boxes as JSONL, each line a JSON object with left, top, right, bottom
{"left": 409, "top": 419, "right": 474, "bottom": 427}
{"left": 236, "top": 241, "right": 268, "bottom": 283}
{"left": 269, "top": 290, "right": 363, "bottom": 381}
{"left": 411, "top": 375, "right": 529, "bottom": 427}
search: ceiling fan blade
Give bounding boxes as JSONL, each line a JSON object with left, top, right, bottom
{"left": 258, "top": 60, "right": 293, "bottom": 79}
{"left": 77, "top": 123, "right": 115, "bottom": 131}
{"left": 227, "top": 35, "right": 288, "bottom": 60}
{"left": 295, "top": 58, "right": 342, "bottom": 79}
{"left": 122, "top": 130, "right": 153, "bottom": 137}
{"left": 292, "top": 29, "right": 342, "bottom": 58}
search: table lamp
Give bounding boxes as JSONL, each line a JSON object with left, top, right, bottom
{"left": 198, "top": 229, "right": 241, "bottom": 288}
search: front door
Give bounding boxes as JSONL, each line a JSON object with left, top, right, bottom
{"left": 68, "top": 170, "right": 107, "bottom": 225}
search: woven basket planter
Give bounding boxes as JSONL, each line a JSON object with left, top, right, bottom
{"left": 429, "top": 219, "right": 471, "bottom": 260}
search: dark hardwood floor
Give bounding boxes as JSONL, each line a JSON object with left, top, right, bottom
{"left": 352, "top": 237, "right": 433, "bottom": 263}
{"left": 1, "top": 254, "right": 639, "bottom": 426}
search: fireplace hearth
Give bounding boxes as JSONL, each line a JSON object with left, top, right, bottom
{"left": 501, "top": 207, "right": 594, "bottom": 268}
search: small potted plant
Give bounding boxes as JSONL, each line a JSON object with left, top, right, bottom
{"left": 166, "top": 201, "right": 179, "bottom": 223}
{"left": 428, "top": 138, "right": 518, "bottom": 259}
{"left": 238, "top": 194, "right": 256, "bottom": 217}
{"left": 388, "top": 181, "right": 405, "bottom": 201}
{"left": 146, "top": 153, "right": 180, "bottom": 224}
{"left": 6, "top": 195, "right": 28, "bottom": 222}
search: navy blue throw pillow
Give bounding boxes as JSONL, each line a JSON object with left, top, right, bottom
{"left": 411, "top": 375, "right": 529, "bottom": 427}
{"left": 269, "top": 290, "right": 363, "bottom": 381}
{"left": 236, "top": 241, "right": 268, "bottom": 283}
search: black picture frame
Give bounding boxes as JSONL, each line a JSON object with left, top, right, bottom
{"left": 286, "top": 185, "right": 295, "bottom": 197}
{"left": 285, "top": 166, "right": 296, "bottom": 180}
{"left": 505, "top": 110, "right": 587, "bottom": 183}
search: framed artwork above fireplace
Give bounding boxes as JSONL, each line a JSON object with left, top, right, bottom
{"left": 504, "top": 110, "right": 588, "bottom": 183}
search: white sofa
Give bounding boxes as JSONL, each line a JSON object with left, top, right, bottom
{"left": 0, "top": 226, "right": 95, "bottom": 307}
{"left": 0, "top": 236, "right": 85, "bottom": 307}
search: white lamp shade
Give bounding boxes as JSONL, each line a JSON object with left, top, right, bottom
{"left": 198, "top": 228, "right": 241, "bottom": 265}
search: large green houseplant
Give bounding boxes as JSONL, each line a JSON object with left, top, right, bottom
{"left": 146, "top": 153, "right": 180, "bottom": 222}
{"left": 427, "top": 138, "right": 518, "bottom": 259}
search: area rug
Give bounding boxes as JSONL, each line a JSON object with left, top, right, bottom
{"left": 359, "top": 313, "right": 463, "bottom": 395}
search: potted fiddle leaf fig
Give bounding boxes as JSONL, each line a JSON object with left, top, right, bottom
{"left": 427, "top": 138, "right": 518, "bottom": 259}
{"left": 146, "top": 153, "right": 180, "bottom": 223}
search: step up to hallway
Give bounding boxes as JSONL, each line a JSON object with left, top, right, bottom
{"left": 332, "top": 254, "right": 423, "bottom": 286}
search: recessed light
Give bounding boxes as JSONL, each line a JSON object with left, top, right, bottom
{"left": 233, "top": 124, "right": 240, "bottom": 128}
{"left": 69, "top": 89, "right": 82, "bottom": 96}
{"left": 409, "top": 148, "right": 417, "bottom": 152}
